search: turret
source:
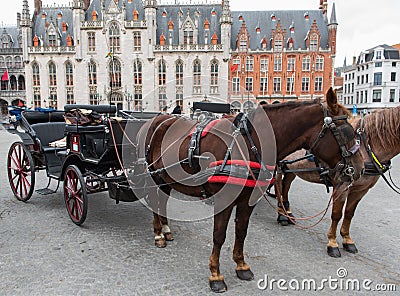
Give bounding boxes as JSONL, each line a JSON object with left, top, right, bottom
{"left": 144, "top": 0, "right": 157, "bottom": 59}
{"left": 328, "top": 2, "right": 338, "bottom": 56}
{"left": 34, "top": 0, "right": 42, "bottom": 15}
{"left": 21, "top": 0, "right": 32, "bottom": 63}
{"left": 220, "top": 0, "right": 232, "bottom": 61}
{"left": 73, "top": 0, "right": 85, "bottom": 60}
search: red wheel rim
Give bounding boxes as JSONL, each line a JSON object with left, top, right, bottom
{"left": 7, "top": 143, "right": 34, "bottom": 201}
{"left": 64, "top": 167, "right": 86, "bottom": 224}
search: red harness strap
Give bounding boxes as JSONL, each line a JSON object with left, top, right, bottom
{"left": 189, "top": 119, "right": 221, "bottom": 138}
{"left": 208, "top": 160, "right": 273, "bottom": 188}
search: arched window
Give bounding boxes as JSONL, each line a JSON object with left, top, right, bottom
{"left": 88, "top": 60, "right": 97, "bottom": 85}
{"left": 6, "top": 56, "right": 12, "bottom": 68}
{"left": 32, "top": 63, "right": 40, "bottom": 86}
{"left": 65, "top": 62, "right": 73, "bottom": 86}
{"left": 48, "top": 62, "right": 57, "bottom": 86}
{"left": 231, "top": 101, "right": 241, "bottom": 113}
{"left": 315, "top": 56, "right": 324, "bottom": 71}
{"left": 14, "top": 56, "right": 22, "bottom": 68}
{"left": 175, "top": 60, "right": 183, "bottom": 86}
{"left": 274, "top": 34, "right": 283, "bottom": 51}
{"left": 109, "top": 23, "right": 120, "bottom": 52}
{"left": 10, "top": 75, "right": 17, "bottom": 90}
{"left": 193, "top": 59, "right": 201, "bottom": 94}
{"left": 133, "top": 59, "right": 142, "bottom": 85}
{"left": 210, "top": 59, "right": 219, "bottom": 94}
{"left": 109, "top": 58, "right": 121, "bottom": 88}
{"left": 18, "top": 75, "right": 25, "bottom": 90}
{"left": 158, "top": 59, "right": 166, "bottom": 86}
{"left": 302, "top": 56, "right": 311, "bottom": 71}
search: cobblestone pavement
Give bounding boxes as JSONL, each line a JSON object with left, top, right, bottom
{"left": 0, "top": 127, "right": 399, "bottom": 295}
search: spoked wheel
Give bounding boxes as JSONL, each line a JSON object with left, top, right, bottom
{"left": 64, "top": 165, "right": 88, "bottom": 225}
{"left": 7, "top": 142, "right": 35, "bottom": 202}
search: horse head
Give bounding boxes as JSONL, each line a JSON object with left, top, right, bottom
{"left": 309, "top": 87, "right": 364, "bottom": 183}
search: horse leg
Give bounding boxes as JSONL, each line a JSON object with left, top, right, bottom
{"left": 209, "top": 203, "right": 235, "bottom": 293}
{"left": 277, "top": 172, "right": 296, "bottom": 226}
{"left": 233, "top": 200, "right": 255, "bottom": 281}
{"left": 327, "top": 189, "right": 348, "bottom": 258}
{"left": 147, "top": 185, "right": 167, "bottom": 248}
{"left": 340, "top": 189, "right": 368, "bottom": 254}
{"left": 158, "top": 185, "right": 174, "bottom": 242}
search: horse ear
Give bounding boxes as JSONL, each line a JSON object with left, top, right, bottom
{"left": 326, "top": 87, "right": 339, "bottom": 114}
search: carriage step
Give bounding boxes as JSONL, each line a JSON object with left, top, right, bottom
{"left": 36, "top": 188, "right": 57, "bottom": 195}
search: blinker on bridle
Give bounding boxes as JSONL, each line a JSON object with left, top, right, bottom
{"left": 310, "top": 104, "right": 360, "bottom": 180}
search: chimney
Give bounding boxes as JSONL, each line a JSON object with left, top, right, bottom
{"left": 352, "top": 56, "right": 357, "bottom": 65}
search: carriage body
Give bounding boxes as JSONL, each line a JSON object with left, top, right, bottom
{"left": 5, "top": 104, "right": 155, "bottom": 225}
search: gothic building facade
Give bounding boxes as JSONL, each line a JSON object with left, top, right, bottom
{"left": 16, "top": 0, "right": 336, "bottom": 113}
{"left": 0, "top": 16, "right": 26, "bottom": 115}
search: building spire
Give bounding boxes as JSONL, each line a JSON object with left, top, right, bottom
{"left": 22, "top": 0, "right": 30, "bottom": 20}
{"left": 220, "top": 0, "right": 232, "bottom": 24}
{"left": 329, "top": 2, "right": 338, "bottom": 25}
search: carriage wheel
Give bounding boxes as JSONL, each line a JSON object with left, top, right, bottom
{"left": 64, "top": 165, "right": 88, "bottom": 225}
{"left": 7, "top": 142, "right": 35, "bottom": 202}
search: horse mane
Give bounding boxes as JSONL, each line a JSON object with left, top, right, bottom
{"left": 363, "top": 107, "right": 400, "bottom": 151}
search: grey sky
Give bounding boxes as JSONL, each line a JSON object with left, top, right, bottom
{"left": 1, "top": 0, "right": 399, "bottom": 67}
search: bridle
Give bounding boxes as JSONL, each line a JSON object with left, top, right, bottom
{"left": 309, "top": 104, "right": 360, "bottom": 182}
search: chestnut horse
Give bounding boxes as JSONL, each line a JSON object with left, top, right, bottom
{"left": 140, "top": 88, "right": 364, "bottom": 292}
{"left": 274, "top": 106, "right": 400, "bottom": 258}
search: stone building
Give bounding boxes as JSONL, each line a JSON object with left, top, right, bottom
{"left": 0, "top": 15, "right": 26, "bottom": 116}
{"left": 21, "top": 0, "right": 230, "bottom": 113}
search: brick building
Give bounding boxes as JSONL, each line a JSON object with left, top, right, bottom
{"left": 228, "top": 0, "right": 337, "bottom": 111}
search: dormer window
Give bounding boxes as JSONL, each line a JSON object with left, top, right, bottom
{"left": 310, "top": 34, "right": 318, "bottom": 51}
{"left": 238, "top": 15, "right": 243, "bottom": 21}
{"left": 290, "top": 24, "right": 295, "bottom": 33}
{"left": 212, "top": 32, "right": 218, "bottom": 45}
{"left": 160, "top": 33, "right": 165, "bottom": 46}
{"left": 239, "top": 34, "right": 248, "bottom": 52}
{"left": 375, "top": 50, "right": 382, "bottom": 60}
{"left": 42, "top": 12, "right": 46, "bottom": 19}
{"left": 288, "top": 37, "right": 294, "bottom": 50}
{"left": 66, "top": 35, "right": 73, "bottom": 46}
{"left": 211, "top": 9, "right": 216, "bottom": 16}
{"left": 49, "top": 34, "right": 57, "bottom": 47}
{"left": 274, "top": 35, "right": 283, "bottom": 51}
{"left": 304, "top": 12, "right": 309, "bottom": 20}
{"left": 271, "top": 14, "right": 276, "bottom": 21}
{"left": 184, "top": 21, "right": 194, "bottom": 45}
{"left": 133, "top": 9, "right": 139, "bottom": 20}
{"left": 204, "top": 19, "right": 210, "bottom": 30}
{"left": 261, "top": 37, "right": 267, "bottom": 50}
{"left": 256, "top": 26, "right": 261, "bottom": 34}
{"left": 62, "top": 22, "right": 68, "bottom": 32}
{"left": 33, "top": 35, "right": 39, "bottom": 47}
{"left": 168, "top": 20, "right": 174, "bottom": 31}
{"left": 92, "top": 10, "right": 97, "bottom": 21}
{"left": 162, "top": 10, "right": 167, "bottom": 17}
{"left": 57, "top": 12, "right": 62, "bottom": 19}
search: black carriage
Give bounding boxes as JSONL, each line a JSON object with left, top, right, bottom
{"left": 6, "top": 104, "right": 153, "bottom": 225}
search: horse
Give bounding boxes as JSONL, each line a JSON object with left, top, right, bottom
{"left": 139, "top": 87, "right": 364, "bottom": 292}
{"left": 274, "top": 106, "right": 400, "bottom": 258}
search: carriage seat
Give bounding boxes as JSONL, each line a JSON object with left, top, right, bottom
{"left": 65, "top": 124, "right": 107, "bottom": 133}
{"left": 31, "top": 122, "right": 66, "bottom": 152}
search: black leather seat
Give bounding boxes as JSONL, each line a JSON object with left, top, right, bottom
{"left": 31, "top": 122, "right": 66, "bottom": 151}
{"left": 65, "top": 124, "right": 106, "bottom": 133}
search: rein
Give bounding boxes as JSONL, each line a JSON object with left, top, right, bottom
{"left": 357, "top": 117, "right": 400, "bottom": 194}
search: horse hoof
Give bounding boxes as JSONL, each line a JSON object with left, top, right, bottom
{"left": 209, "top": 280, "right": 227, "bottom": 293}
{"left": 327, "top": 246, "right": 341, "bottom": 258}
{"left": 343, "top": 243, "right": 358, "bottom": 254}
{"left": 155, "top": 238, "right": 167, "bottom": 248}
{"left": 277, "top": 214, "right": 289, "bottom": 226}
{"left": 164, "top": 232, "right": 174, "bottom": 241}
{"left": 236, "top": 269, "right": 254, "bottom": 281}
{"left": 288, "top": 213, "right": 295, "bottom": 225}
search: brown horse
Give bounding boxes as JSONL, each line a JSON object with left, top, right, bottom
{"left": 140, "top": 88, "right": 364, "bottom": 292}
{"left": 274, "top": 106, "right": 400, "bottom": 258}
